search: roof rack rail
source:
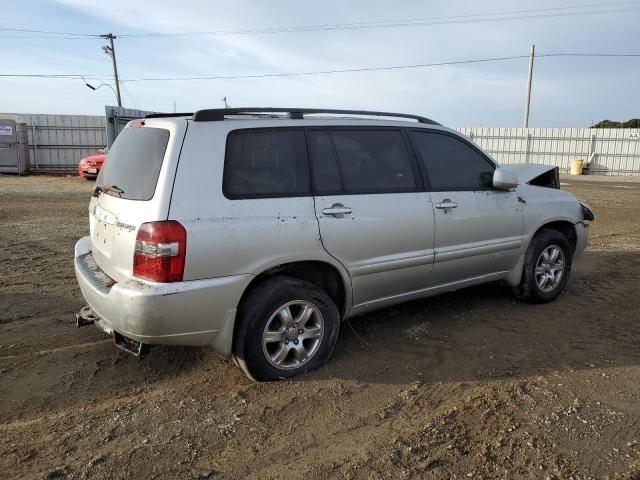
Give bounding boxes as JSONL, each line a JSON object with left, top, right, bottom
{"left": 191, "top": 108, "right": 440, "bottom": 125}
{"left": 144, "top": 112, "right": 194, "bottom": 119}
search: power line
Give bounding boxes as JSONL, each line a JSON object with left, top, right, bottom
{"left": 540, "top": 53, "right": 640, "bottom": 58}
{"left": 268, "top": 0, "right": 640, "bottom": 28}
{"left": 0, "top": 74, "right": 112, "bottom": 79}
{"left": 0, "top": 35, "right": 101, "bottom": 40}
{"left": 1, "top": 2, "right": 639, "bottom": 40}
{"left": 2, "top": 53, "right": 637, "bottom": 84}
{"left": 118, "top": 56, "right": 532, "bottom": 82}
{"left": 118, "top": 53, "right": 640, "bottom": 82}
{"left": 120, "top": 83, "right": 140, "bottom": 109}
{"left": 0, "top": 27, "right": 98, "bottom": 37}
{"left": 117, "top": 5, "right": 640, "bottom": 38}
{"left": 0, "top": 56, "right": 528, "bottom": 82}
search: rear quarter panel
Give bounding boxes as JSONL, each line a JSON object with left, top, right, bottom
{"left": 168, "top": 121, "right": 352, "bottom": 296}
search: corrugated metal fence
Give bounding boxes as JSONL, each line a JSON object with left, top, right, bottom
{"left": 1, "top": 111, "right": 639, "bottom": 176}
{"left": 456, "top": 127, "right": 640, "bottom": 176}
{"left": 0, "top": 113, "right": 106, "bottom": 173}
{"left": 105, "top": 106, "right": 155, "bottom": 147}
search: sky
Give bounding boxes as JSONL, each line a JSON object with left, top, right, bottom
{"left": 1, "top": 0, "right": 639, "bottom": 127}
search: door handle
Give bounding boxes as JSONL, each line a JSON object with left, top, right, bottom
{"left": 435, "top": 199, "right": 458, "bottom": 210}
{"left": 322, "top": 204, "right": 352, "bottom": 217}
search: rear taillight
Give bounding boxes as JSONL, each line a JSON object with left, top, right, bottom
{"left": 133, "top": 221, "right": 186, "bottom": 282}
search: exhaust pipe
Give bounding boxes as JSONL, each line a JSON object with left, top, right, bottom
{"left": 75, "top": 306, "right": 149, "bottom": 356}
{"left": 114, "top": 331, "right": 149, "bottom": 356}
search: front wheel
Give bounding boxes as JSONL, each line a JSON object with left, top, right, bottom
{"left": 515, "top": 228, "right": 573, "bottom": 303}
{"left": 233, "top": 276, "right": 340, "bottom": 381}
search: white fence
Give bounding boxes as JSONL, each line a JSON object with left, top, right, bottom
{"left": 1, "top": 112, "right": 639, "bottom": 176}
{"left": 0, "top": 113, "right": 106, "bottom": 173}
{"left": 457, "top": 127, "right": 640, "bottom": 176}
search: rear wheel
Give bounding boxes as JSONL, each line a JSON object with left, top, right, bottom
{"left": 233, "top": 276, "right": 340, "bottom": 381}
{"left": 515, "top": 228, "right": 573, "bottom": 303}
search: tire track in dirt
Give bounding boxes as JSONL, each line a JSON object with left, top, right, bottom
{"left": 0, "top": 339, "right": 112, "bottom": 361}
{"left": 2, "top": 177, "right": 640, "bottom": 479}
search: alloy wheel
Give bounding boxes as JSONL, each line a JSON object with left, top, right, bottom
{"left": 535, "top": 245, "right": 565, "bottom": 293}
{"left": 261, "top": 300, "right": 324, "bottom": 370}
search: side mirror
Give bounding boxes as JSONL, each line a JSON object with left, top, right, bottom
{"left": 493, "top": 168, "right": 519, "bottom": 190}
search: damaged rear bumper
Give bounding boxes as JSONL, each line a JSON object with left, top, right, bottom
{"left": 73, "top": 235, "right": 251, "bottom": 355}
{"left": 76, "top": 305, "right": 147, "bottom": 356}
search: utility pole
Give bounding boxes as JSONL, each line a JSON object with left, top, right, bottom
{"left": 523, "top": 44, "right": 535, "bottom": 128}
{"left": 101, "top": 33, "right": 122, "bottom": 107}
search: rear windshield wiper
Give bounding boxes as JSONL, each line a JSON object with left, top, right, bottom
{"left": 92, "top": 184, "right": 125, "bottom": 198}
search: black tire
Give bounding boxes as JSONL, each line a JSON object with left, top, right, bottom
{"left": 232, "top": 276, "right": 340, "bottom": 381}
{"left": 515, "top": 228, "right": 573, "bottom": 303}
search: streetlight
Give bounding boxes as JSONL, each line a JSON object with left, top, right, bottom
{"left": 80, "top": 76, "right": 119, "bottom": 104}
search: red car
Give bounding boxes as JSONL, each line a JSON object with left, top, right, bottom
{"left": 77, "top": 148, "right": 107, "bottom": 179}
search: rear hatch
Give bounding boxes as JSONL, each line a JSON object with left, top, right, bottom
{"left": 89, "top": 118, "right": 187, "bottom": 283}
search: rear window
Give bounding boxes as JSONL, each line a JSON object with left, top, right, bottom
{"left": 96, "top": 127, "right": 170, "bottom": 200}
{"left": 223, "top": 129, "right": 310, "bottom": 198}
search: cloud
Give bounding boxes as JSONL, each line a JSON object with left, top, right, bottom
{"left": 2, "top": 0, "right": 638, "bottom": 126}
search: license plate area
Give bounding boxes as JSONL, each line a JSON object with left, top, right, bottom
{"left": 91, "top": 204, "right": 117, "bottom": 257}
{"left": 87, "top": 168, "right": 98, "bottom": 174}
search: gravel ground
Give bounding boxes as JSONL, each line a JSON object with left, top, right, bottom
{"left": 1, "top": 175, "right": 639, "bottom": 480}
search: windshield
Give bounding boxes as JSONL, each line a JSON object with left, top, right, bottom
{"left": 96, "top": 127, "right": 170, "bottom": 201}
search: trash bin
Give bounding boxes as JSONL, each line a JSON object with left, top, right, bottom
{"left": 570, "top": 159, "right": 584, "bottom": 176}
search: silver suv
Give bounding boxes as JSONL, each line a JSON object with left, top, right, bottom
{"left": 74, "top": 108, "right": 593, "bottom": 381}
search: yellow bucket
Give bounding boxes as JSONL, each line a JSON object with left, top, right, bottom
{"left": 570, "top": 159, "right": 584, "bottom": 175}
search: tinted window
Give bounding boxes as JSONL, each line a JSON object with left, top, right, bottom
{"left": 224, "top": 130, "right": 310, "bottom": 198}
{"left": 97, "top": 127, "right": 169, "bottom": 201}
{"left": 330, "top": 130, "right": 416, "bottom": 192}
{"left": 410, "top": 131, "right": 495, "bottom": 190}
{"left": 307, "top": 131, "right": 342, "bottom": 193}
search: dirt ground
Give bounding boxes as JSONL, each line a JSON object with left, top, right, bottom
{"left": 1, "top": 174, "right": 639, "bottom": 480}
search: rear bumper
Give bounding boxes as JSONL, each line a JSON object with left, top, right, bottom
{"left": 574, "top": 221, "right": 589, "bottom": 257}
{"left": 74, "top": 236, "right": 251, "bottom": 354}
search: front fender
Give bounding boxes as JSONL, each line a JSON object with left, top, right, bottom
{"left": 519, "top": 186, "right": 583, "bottom": 243}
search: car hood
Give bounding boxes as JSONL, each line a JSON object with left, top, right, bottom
{"left": 499, "top": 163, "right": 556, "bottom": 184}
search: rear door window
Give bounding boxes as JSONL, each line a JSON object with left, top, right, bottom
{"left": 328, "top": 130, "right": 416, "bottom": 193}
{"left": 97, "top": 127, "right": 170, "bottom": 201}
{"left": 307, "top": 130, "right": 342, "bottom": 194}
{"left": 223, "top": 129, "right": 310, "bottom": 198}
